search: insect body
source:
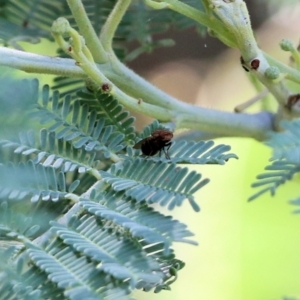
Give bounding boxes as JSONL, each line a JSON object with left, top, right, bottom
{"left": 134, "top": 129, "right": 173, "bottom": 159}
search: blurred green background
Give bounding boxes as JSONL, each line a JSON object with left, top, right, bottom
{"left": 135, "top": 139, "right": 300, "bottom": 300}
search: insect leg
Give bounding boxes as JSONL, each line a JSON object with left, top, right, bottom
{"left": 163, "top": 142, "right": 172, "bottom": 159}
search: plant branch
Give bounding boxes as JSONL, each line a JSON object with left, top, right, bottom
{"left": 177, "top": 110, "right": 274, "bottom": 140}
{"left": 51, "top": 18, "right": 175, "bottom": 121}
{"left": 234, "top": 89, "right": 269, "bottom": 113}
{"left": 147, "top": 1, "right": 300, "bottom": 113}
{"left": 143, "top": 0, "right": 300, "bottom": 87}
{"left": 99, "top": 0, "right": 132, "bottom": 53}
{"left": 265, "top": 53, "right": 300, "bottom": 84}
{"left": 66, "top": 0, "right": 108, "bottom": 63}
{"left": 0, "top": 47, "right": 86, "bottom": 77}
{"left": 53, "top": 18, "right": 277, "bottom": 140}
{"left": 3, "top": 0, "right": 299, "bottom": 141}
{"left": 210, "top": 0, "right": 291, "bottom": 108}
{"left": 280, "top": 39, "right": 300, "bottom": 70}
{"left": 0, "top": 46, "right": 273, "bottom": 140}
{"left": 144, "top": 0, "right": 237, "bottom": 48}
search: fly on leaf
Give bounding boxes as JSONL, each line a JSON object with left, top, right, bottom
{"left": 134, "top": 129, "right": 173, "bottom": 159}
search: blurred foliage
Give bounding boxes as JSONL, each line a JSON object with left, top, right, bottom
{"left": 0, "top": 0, "right": 205, "bottom": 59}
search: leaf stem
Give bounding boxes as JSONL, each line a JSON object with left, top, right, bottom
{"left": 100, "top": 0, "right": 132, "bottom": 53}
{"left": 0, "top": 47, "right": 274, "bottom": 140}
{"left": 147, "top": 0, "right": 237, "bottom": 48}
{"left": 265, "top": 53, "right": 300, "bottom": 84}
{"left": 66, "top": 0, "right": 108, "bottom": 63}
{"left": 51, "top": 18, "right": 175, "bottom": 121}
{"left": 34, "top": 179, "right": 109, "bottom": 246}
{"left": 0, "top": 47, "right": 86, "bottom": 77}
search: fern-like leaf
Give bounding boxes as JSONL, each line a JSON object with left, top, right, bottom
{"left": 0, "top": 129, "right": 101, "bottom": 174}
{"left": 127, "top": 139, "right": 238, "bottom": 164}
{"left": 266, "top": 119, "right": 300, "bottom": 163}
{"left": 80, "top": 198, "right": 173, "bottom": 255}
{"left": 168, "top": 140, "right": 237, "bottom": 164}
{"left": 136, "top": 119, "right": 170, "bottom": 141}
{"left": 51, "top": 76, "right": 85, "bottom": 97}
{"left": 0, "top": 77, "right": 38, "bottom": 137}
{"left": 131, "top": 120, "right": 237, "bottom": 164}
{"left": 0, "top": 161, "right": 78, "bottom": 202}
{"left": 249, "top": 160, "right": 300, "bottom": 201}
{"left": 0, "top": 17, "right": 42, "bottom": 49}
{"left": 77, "top": 89, "right": 136, "bottom": 145}
{"left": 27, "top": 240, "right": 131, "bottom": 300}
{"left": 0, "top": 0, "right": 68, "bottom": 46}
{"left": 0, "top": 201, "right": 42, "bottom": 240}
{"left": 289, "top": 197, "right": 300, "bottom": 213}
{"left": 95, "top": 188, "right": 196, "bottom": 245}
{"left": 80, "top": 192, "right": 196, "bottom": 258}
{"left": 0, "top": 266, "right": 42, "bottom": 300}
{"left": 0, "top": 250, "right": 66, "bottom": 299}
{"left": 251, "top": 119, "right": 300, "bottom": 201}
{"left": 1, "top": 0, "right": 205, "bottom": 57}
{"left": 30, "top": 84, "right": 126, "bottom": 158}
{"left": 63, "top": 0, "right": 205, "bottom": 61}
{"left": 118, "top": 0, "right": 206, "bottom": 57}
{"left": 50, "top": 217, "right": 163, "bottom": 288}
{"left": 100, "top": 159, "right": 208, "bottom": 211}
{"left": 5, "top": 0, "right": 65, "bottom": 30}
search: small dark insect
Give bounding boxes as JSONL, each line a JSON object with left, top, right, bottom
{"left": 134, "top": 129, "right": 173, "bottom": 159}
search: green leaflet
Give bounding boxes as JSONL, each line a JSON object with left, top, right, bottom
{"left": 266, "top": 119, "right": 300, "bottom": 163}
{"left": 135, "top": 119, "right": 170, "bottom": 141}
{"left": 30, "top": 84, "right": 126, "bottom": 159}
{"left": 127, "top": 138, "right": 238, "bottom": 164}
{"left": 251, "top": 119, "right": 300, "bottom": 202}
{"left": 100, "top": 159, "right": 209, "bottom": 211}
{"left": 80, "top": 190, "right": 197, "bottom": 249}
{"left": 249, "top": 160, "right": 300, "bottom": 201}
{"left": 0, "top": 252, "right": 65, "bottom": 299}
{"left": 0, "top": 0, "right": 69, "bottom": 49}
{"left": 0, "top": 129, "right": 99, "bottom": 173}
{"left": 27, "top": 240, "right": 131, "bottom": 300}
{"left": 89, "top": 188, "right": 196, "bottom": 245}
{"left": 50, "top": 218, "right": 163, "bottom": 289}
{"left": 77, "top": 89, "right": 136, "bottom": 145}
{"left": 0, "top": 161, "right": 77, "bottom": 202}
